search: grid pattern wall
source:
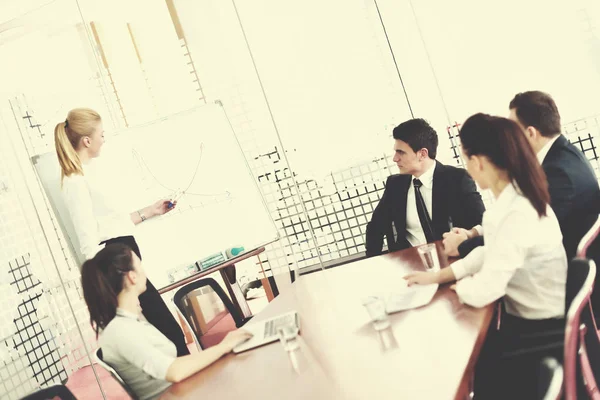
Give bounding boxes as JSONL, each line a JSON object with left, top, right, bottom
{"left": 211, "top": 77, "right": 399, "bottom": 275}
{"left": 250, "top": 130, "right": 479, "bottom": 272}
{"left": 446, "top": 122, "right": 465, "bottom": 168}
{"left": 443, "top": 116, "right": 600, "bottom": 176}
{"left": 249, "top": 120, "right": 486, "bottom": 272}
{"left": 251, "top": 144, "right": 394, "bottom": 270}
{"left": 4, "top": 255, "right": 66, "bottom": 391}
{"left": 0, "top": 100, "right": 99, "bottom": 400}
{"left": 251, "top": 116, "right": 600, "bottom": 272}
{"left": 214, "top": 84, "right": 305, "bottom": 279}
{"left": 11, "top": 90, "right": 112, "bottom": 378}
{"left": 563, "top": 114, "right": 600, "bottom": 178}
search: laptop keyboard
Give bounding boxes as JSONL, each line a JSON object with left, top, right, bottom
{"left": 263, "top": 314, "right": 296, "bottom": 338}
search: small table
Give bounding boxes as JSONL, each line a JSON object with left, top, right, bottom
{"left": 158, "top": 246, "right": 266, "bottom": 319}
{"left": 160, "top": 242, "right": 494, "bottom": 400}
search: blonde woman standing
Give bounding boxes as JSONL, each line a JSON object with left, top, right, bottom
{"left": 55, "top": 108, "right": 189, "bottom": 356}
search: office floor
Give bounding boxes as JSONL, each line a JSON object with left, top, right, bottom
{"left": 65, "top": 291, "right": 270, "bottom": 399}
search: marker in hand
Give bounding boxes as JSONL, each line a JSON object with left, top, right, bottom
{"left": 168, "top": 190, "right": 184, "bottom": 209}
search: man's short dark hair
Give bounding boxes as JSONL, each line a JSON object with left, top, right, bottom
{"left": 509, "top": 91, "right": 561, "bottom": 137}
{"left": 392, "top": 118, "right": 438, "bottom": 159}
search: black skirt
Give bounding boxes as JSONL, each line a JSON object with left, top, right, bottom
{"left": 474, "top": 309, "right": 564, "bottom": 400}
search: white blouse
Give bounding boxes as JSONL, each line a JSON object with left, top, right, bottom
{"left": 99, "top": 308, "right": 176, "bottom": 400}
{"left": 451, "top": 183, "right": 567, "bottom": 319}
{"left": 61, "top": 159, "right": 135, "bottom": 260}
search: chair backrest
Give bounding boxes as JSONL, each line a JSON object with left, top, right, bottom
{"left": 173, "top": 302, "right": 203, "bottom": 351}
{"left": 173, "top": 278, "right": 242, "bottom": 324}
{"left": 538, "top": 357, "right": 563, "bottom": 400}
{"left": 577, "top": 324, "right": 600, "bottom": 399}
{"left": 564, "top": 258, "right": 596, "bottom": 400}
{"left": 20, "top": 384, "right": 76, "bottom": 400}
{"left": 172, "top": 278, "right": 244, "bottom": 349}
{"left": 577, "top": 213, "right": 600, "bottom": 325}
{"left": 94, "top": 348, "right": 138, "bottom": 400}
{"left": 577, "top": 214, "right": 600, "bottom": 259}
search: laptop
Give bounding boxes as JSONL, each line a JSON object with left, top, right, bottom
{"left": 385, "top": 283, "right": 439, "bottom": 313}
{"left": 233, "top": 310, "right": 300, "bottom": 353}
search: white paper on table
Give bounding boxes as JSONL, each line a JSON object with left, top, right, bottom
{"left": 385, "top": 283, "right": 440, "bottom": 314}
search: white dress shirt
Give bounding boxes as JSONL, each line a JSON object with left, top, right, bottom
{"left": 62, "top": 159, "right": 135, "bottom": 260}
{"left": 536, "top": 134, "right": 562, "bottom": 164}
{"left": 406, "top": 162, "right": 436, "bottom": 246}
{"left": 451, "top": 183, "right": 567, "bottom": 319}
{"left": 99, "top": 308, "right": 176, "bottom": 400}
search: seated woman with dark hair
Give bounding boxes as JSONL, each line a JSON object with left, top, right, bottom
{"left": 81, "top": 244, "right": 252, "bottom": 400}
{"left": 404, "top": 113, "right": 567, "bottom": 399}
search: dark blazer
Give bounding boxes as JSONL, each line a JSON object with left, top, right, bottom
{"left": 365, "top": 161, "right": 485, "bottom": 257}
{"left": 545, "top": 135, "right": 600, "bottom": 259}
{"left": 458, "top": 135, "right": 600, "bottom": 260}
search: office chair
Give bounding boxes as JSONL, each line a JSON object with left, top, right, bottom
{"left": 94, "top": 348, "right": 138, "bottom": 400}
{"left": 173, "top": 278, "right": 244, "bottom": 349}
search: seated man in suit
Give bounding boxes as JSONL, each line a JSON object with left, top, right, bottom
{"left": 444, "top": 91, "right": 600, "bottom": 264}
{"left": 365, "top": 118, "right": 485, "bottom": 257}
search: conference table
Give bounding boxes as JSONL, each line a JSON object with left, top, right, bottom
{"left": 160, "top": 242, "right": 495, "bottom": 400}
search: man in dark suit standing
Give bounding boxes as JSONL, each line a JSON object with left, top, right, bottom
{"left": 365, "top": 118, "right": 485, "bottom": 257}
{"left": 445, "top": 91, "right": 600, "bottom": 263}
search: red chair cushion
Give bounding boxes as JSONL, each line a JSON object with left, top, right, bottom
{"left": 199, "top": 313, "right": 237, "bottom": 349}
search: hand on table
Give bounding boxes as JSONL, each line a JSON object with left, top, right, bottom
{"left": 403, "top": 271, "right": 440, "bottom": 286}
{"left": 220, "top": 329, "right": 253, "bottom": 352}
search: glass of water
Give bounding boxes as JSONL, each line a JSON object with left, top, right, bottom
{"left": 418, "top": 243, "right": 439, "bottom": 270}
{"left": 277, "top": 324, "right": 300, "bottom": 352}
{"left": 362, "top": 296, "right": 390, "bottom": 330}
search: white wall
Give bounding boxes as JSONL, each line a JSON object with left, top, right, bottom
{"left": 379, "top": 0, "right": 600, "bottom": 124}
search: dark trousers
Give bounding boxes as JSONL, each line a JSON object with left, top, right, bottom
{"left": 474, "top": 311, "right": 564, "bottom": 400}
{"left": 101, "top": 236, "right": 190, "bottom": 357}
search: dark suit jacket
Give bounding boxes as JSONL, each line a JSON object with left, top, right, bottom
{"left": 458, "top": 135, "right": 600, "bottom": 260}
{"left": 544, "top": 135, "right": 600, "bottom": 259}
{"left": 365, "top": 161, "right": 485, "bottom": 257}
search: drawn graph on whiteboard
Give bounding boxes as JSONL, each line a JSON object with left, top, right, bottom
{"left": 129, "top": 141, "right": 233, "bottom": 214}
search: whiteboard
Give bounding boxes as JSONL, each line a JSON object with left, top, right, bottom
{"left": 32, "top": 102, "right": 279, "bottom": 287}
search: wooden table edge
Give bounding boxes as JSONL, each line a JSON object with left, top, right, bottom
{"left": 453, "top": 302, "right": 495, "bottom": 400}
